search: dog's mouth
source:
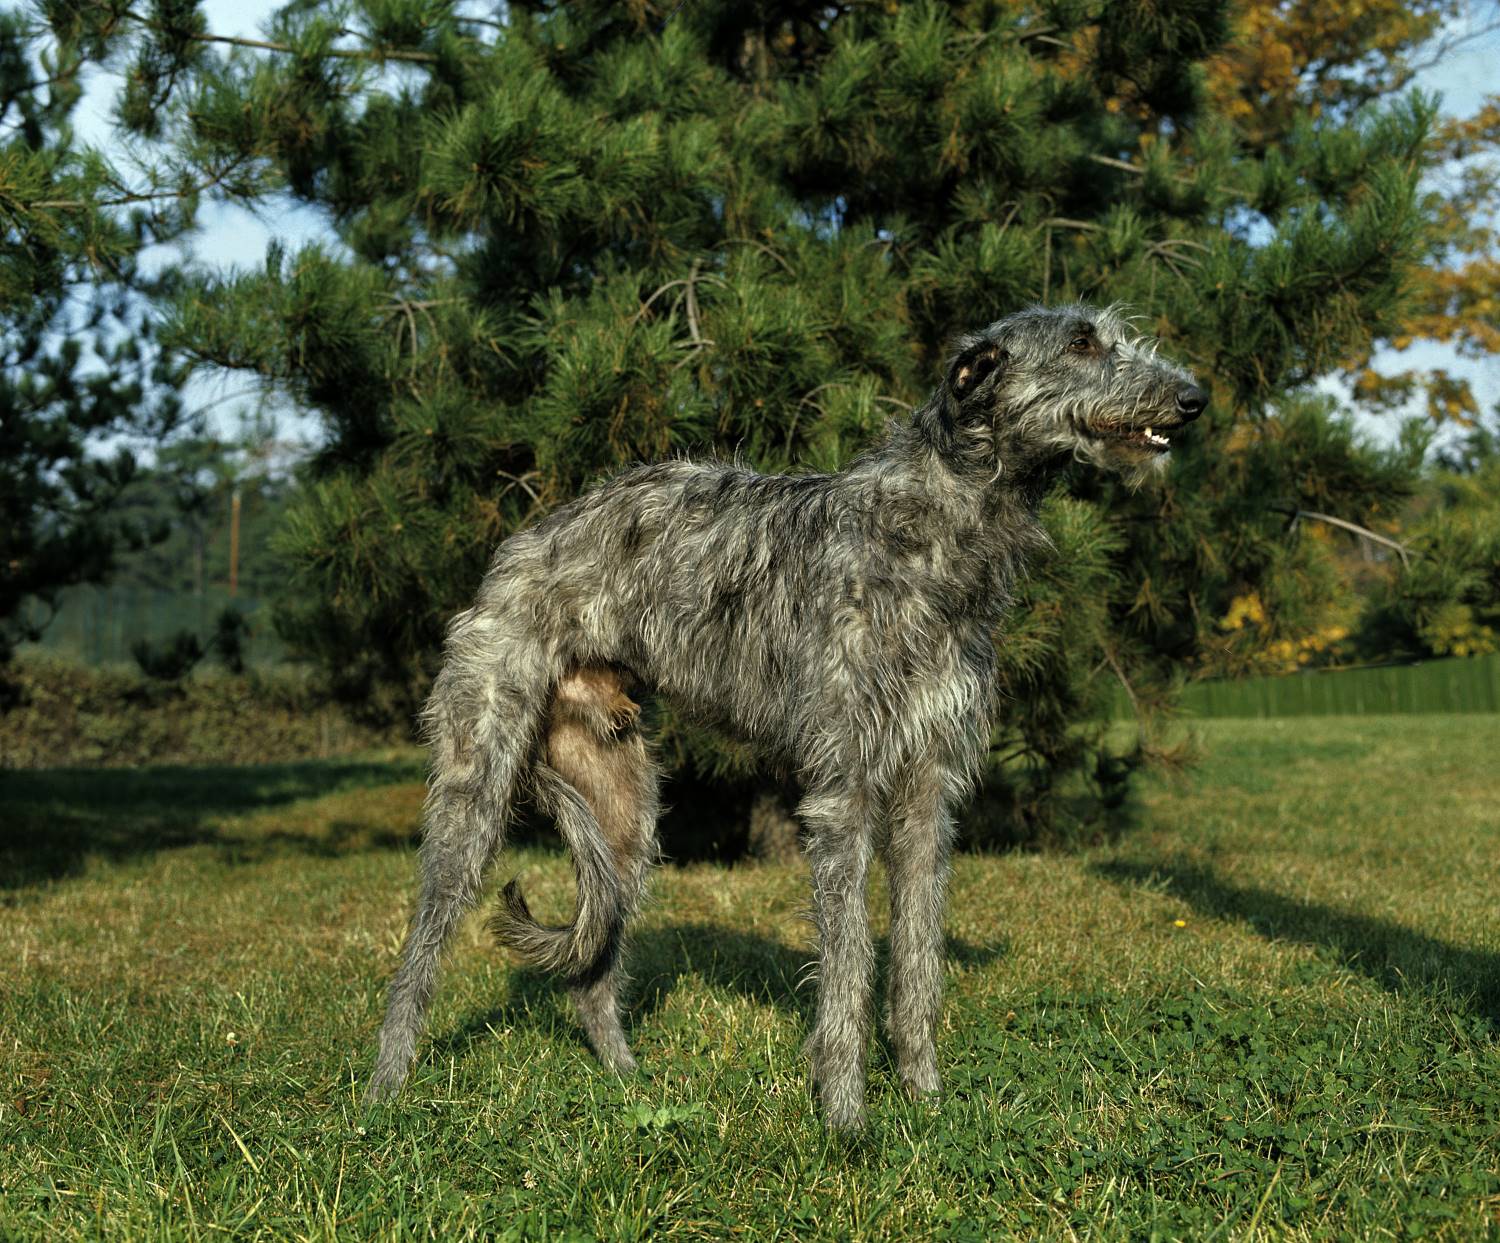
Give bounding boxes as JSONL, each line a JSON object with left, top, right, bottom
{"left": 1085, "top": 421, "right": 1181, "bottom": 454}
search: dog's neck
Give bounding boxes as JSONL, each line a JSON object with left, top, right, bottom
{"left": 842, "top": 408, "right": 1057, "bottom": 615}
{"left": 864, "top": 404, "right": 1063, "bottom": 518}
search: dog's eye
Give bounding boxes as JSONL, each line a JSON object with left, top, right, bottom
{"left": 1069, "top": 335, "right": 1092, "bottom": 352}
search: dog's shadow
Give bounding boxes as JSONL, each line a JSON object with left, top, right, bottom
{"left": 429, "top": 922, "right": 1006, "bottom": 1062}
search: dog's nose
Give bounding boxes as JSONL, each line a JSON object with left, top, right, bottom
{"left": 1175, "top": 386, "right": 1208, "bottom": 420}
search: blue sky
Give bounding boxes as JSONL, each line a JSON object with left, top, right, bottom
{"left": 73, "top": 2, "right": 1500, "bottom": 450}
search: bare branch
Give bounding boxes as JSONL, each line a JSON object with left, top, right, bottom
{"left": 683, "top": 258, "right": 703, "bottom": 345}
{"left": 1101, "top": 644, "right": 1141, "bottom": 722}
{"left": 120, "top": 8, "right": 440, "bottom": 64}
{"left": 1405, "top": 15, "right": 1500, "bottom": 77}
{"left": 1086, "top": 152, "right": 1245, "bottom": 200}
{"left": 1042, "top": 216, "right": 1104, "bottom": 232}
{"left": 1289, "top": 509, "right": 1413, "bottom": 568}
{"left": 717, "top": 236, "right": 796, "bottom": 275}
{"left": 495, "top": 469, "right": 541, "bottom": 506}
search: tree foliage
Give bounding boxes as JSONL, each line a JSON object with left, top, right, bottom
{"left": 0, "top": 3, "right": 195, "bottom": 662}
{"left": 1356, "top": 413, "right": 1500, "bottom": 661}
{"left": 55, "top": 0, "right": 1442, "bottom": 838}
{"left": 1203, "top": 0, "right": 1500, "bottom": 426}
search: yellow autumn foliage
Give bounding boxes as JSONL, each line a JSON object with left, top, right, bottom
{"left": 1217, "top": 591, "right": 1355, "bottom": 672}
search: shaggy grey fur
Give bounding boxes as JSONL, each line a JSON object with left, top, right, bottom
{"left": 367, "top": 302, "right": 1205, "bottom": 1130}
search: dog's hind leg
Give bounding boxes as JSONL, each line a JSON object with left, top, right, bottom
{"left": 496, "top": 665, "right": 660, "bottom": 1072}
{"left": 368, "top": 622, "right": 541, "bottom": 1103}
{"left": 369, "top": 791, "right": 505, "bottom": 1101}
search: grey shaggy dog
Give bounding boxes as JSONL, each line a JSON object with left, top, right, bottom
{"left": 367, "top": 302, "right": 1206, "bottom": 1131}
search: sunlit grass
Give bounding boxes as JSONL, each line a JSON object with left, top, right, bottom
{"left": 2, "top": 717, "right": 1497, "bottom": 1239}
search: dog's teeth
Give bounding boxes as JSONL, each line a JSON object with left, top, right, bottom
{"left": 1143, "top": 428, "right": 1169, "bottom": 447}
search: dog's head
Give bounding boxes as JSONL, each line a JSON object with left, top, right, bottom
{"left": 936, "top": 303, "right": 1206, "bottom": 487}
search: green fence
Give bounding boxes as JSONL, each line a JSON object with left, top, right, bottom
{"left": 1146, "top": 653, "right": 1500, "bottom": 719}
{"left": 19, "top": 584, "right": 286, "bottom": 667}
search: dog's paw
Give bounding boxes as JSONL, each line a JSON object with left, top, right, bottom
{"left": 899, "top": 1063, "right": 941, "bottom": 1102}
{"left": 821, "top": 1098, "right": 869, "bottom": 1135}
{"left": 599, "top": 1045, "right": 640, "bottom": 1074}
{"left": 364, "top": 1065, "right": 408, "bottom": 1108}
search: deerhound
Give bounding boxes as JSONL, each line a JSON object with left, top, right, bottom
{"left": 367, "top": 303, "right": 1206, "bottom": 1130}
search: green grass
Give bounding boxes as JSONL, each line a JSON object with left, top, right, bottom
{"left": 2, "top": 717, "right": 1497, "bottom": 1240}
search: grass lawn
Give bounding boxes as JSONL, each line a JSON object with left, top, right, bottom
{"left": 2, "top": 717, "right": 1497, "bottom": 1240}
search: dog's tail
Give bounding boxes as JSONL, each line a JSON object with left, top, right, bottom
{"left": 420, "top": 607, "right": 626, "bottom": 982}
{"left": 488, "top": 764, "right": 625, "bottom": 979}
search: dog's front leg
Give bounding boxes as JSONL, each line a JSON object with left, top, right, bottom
{"left": 882, "top": 769, "right": 955, "bottom": 1101}
{"left": 801, "top": 785, "right": 876, "bottom": 1132}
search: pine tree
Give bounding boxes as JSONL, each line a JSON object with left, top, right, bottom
{"left": 96, "top": 0, "right": 1435, "bottom": 839}
{"left": 0, "top": 4, "right": 197, "bottom": 663}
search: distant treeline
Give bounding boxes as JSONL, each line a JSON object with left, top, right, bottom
{"left": 19, "top": 584, "right": 283, "bottom": 668}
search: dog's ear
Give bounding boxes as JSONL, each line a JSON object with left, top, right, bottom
{"left": 918, "top": 336, "right": 1008, "bottom": 454}
{"left": 946, "top": 339, "right": 1006, "bottom": 404}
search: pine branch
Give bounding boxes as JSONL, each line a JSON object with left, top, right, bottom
{"left": 181, "top": 29, "right": 438, "bottom": 64}
{"left": 1, "top": 65, "right": 85, "bottom": 101}
{"left": 27, "top": 160, "right": 252, "bottom": 212}
{"left": 122, "top": 8, "right": 439, "bottom": 64}
{"left": 1086, "top": 153, "right": 1244, "bottom": 200}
